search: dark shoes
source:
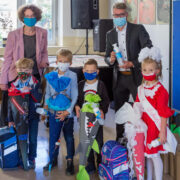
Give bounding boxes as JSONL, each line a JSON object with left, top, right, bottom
{"left": 43, "top": 158, "right": 58, "bottom": 171}
{"left": 85, "top": 163, "right": 96, "bottom": 174}
{"left": 65, "top": 159, "right": 74, "bottom": 175}
{"left": 29, "top": 159, "right": 36, "bottom": 169}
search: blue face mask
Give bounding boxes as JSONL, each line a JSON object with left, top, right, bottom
{"left": 24, "top": 17, "right": 37, "bottom": 27}
{"left": 113, "top": 17, "right": 127, "bottom": 27}
{"left": 84, "top": 72, "right": 97, "bottom": 80}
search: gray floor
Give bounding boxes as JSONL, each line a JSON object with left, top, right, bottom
{"left": 0, "top": 108, "right": 173, "bottom": 180}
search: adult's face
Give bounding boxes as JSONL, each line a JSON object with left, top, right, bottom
{"left": 112, "top": 8, "right": 128, "bottom": 19}
{"left": 23, "top": 9, "right": 37, "bottom": 27}
{"left": 24, "top": 9, "right": 35, "bottom": 18}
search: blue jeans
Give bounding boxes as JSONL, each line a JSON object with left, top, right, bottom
{"left": 49, "top": 112, "right": 75, "bottom": 162}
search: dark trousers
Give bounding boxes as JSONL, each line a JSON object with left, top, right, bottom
{"left": 0, "top": 90, "right": 8, "bottom": 127}
{"left": 49, "top": 112, "right": 75, "bottom": 162}
{"left": 113, "top": 73, "right": 137, "bottom": 141}
{"left": 28, "top": 113, "right": 39, "bottom": 161}
{"left": 87, "top": 125, "right": 103, "bottom": 167}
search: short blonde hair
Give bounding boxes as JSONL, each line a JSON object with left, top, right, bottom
{"left": 15, "top": 58, "right": 34, "bottom": 70}
{"left": 84, "top": 59, "right": 98, "bottom": 68}
{"left": 56, "top": 48, "right": 73, "bottom": 63}
{"left": 18, "top": 4, "right": 42, "bottom": 22}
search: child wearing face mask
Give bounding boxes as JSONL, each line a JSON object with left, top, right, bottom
{"left": 75, "top": 59, "right": 109, "bottom": 174}
{"left": 43, "top": 48, "right": 78, "bottom": 175}
{"left": 8, "top": 58, "right": 42, "bottom": 170}
{"left": 131, "top": 47, "right": 177, "bottom": 180}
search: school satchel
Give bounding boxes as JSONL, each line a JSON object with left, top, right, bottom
{"left": 0, "top": 127, "right": 20, "bottom": 169}
{"left": 98, "top": 140, "right": 129, "bottom": 180}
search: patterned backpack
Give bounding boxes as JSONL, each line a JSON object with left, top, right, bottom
{"left": 98, "top": 140, "right": 129, "bottom": 180}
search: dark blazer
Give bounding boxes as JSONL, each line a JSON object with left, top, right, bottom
{"left": 76, "top": 80, "right": 110, "bottom": 114}
{"left": 105, "top": 22, "right": 152, "bottom": 88}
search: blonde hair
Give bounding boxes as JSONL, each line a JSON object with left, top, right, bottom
{"left": 84, "top": 59, "right": 98, "bottom": 68}
{"left": 141, "top": 58, "right": 162, "bottom": 83}
{"left": 56, "top": 48, "right": 73, "bottom": 63}
{"left": 15, "top": 58, "right": 34, "bottom": 69}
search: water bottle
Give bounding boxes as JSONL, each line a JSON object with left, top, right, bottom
{"left": 92, "top": 104, "right": 104, "bottom": 125}
{"left": 112, "top": 43, "right": 124, "bottom": 66}
{"left": 148, "top": 138, "right": 161, "bottom": 149}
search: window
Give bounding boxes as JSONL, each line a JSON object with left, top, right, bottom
{"left": 0, "top": 0, "right": 57, "bottom": 46}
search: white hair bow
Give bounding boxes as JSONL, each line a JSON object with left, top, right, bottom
{"left": 138, "top": 47, "right": 162, "bottom": 63}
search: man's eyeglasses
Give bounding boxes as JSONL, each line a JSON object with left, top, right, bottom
{"left": 113, "top": 13, "right": 126, "bottom": 18}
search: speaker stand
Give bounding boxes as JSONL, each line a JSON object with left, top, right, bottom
{"left": 85, "top": 29, "right": 88, "bottom": 55}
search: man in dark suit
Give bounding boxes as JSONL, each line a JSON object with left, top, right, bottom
{"left": 105, "top": 2, "right": 152, "bottom": 141}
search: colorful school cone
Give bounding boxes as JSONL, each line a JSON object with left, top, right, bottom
{"left": 76, "top": 165, "right": 90, "bottom": 180}
{"left": 133, "top": 132, "right": 145, "bottom": 180}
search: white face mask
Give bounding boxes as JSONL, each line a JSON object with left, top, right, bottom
{"left": 57, "top": 62, "right": 70, "bottom": 72}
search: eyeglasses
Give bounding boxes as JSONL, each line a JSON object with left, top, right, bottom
{"left": 113, "top": 13, "right": 126, "bottom": 18}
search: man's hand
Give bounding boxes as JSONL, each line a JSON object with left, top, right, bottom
{"left": 75, "top": 105, "right": 81, "bottom": 118}
{"left": 0, "top": 84, "right": 8, "bottom": 91}
{"left": 119, "top": 61, "right": 134, "bottom": 69}
{"left": 56, "top": 110, "right": 69, "bottom": 121}
{"left": 110, "top": 51, "right": 116, "bottom": 64}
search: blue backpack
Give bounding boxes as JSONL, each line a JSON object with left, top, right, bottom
{"left": 98, "top": 140, "right": 129, "bottom": 180}
{"left": 0, "top": 127, "right": 20, "bottom": 169}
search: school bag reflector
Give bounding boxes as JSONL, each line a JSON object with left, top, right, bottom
{"left": 0, "top": 127, "right": 20, "bottom": 169}
{"left": 99, "top": 140, "right": 129, "bottom": 180}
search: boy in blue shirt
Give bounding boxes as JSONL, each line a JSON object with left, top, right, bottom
{"left": 43, "top": 49, "right": 78, "bottom": 175}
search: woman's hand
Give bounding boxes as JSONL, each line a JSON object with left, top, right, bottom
{"left": 75, "top": 106, "right": 81, "bottom": 118}
{"left": 56, "top": 110, "right": 69, "bottom": 121}
{"left": 0, "top": 84, "right": 8, "bottom": 91}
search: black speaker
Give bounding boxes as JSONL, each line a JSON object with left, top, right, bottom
{"left": 93, "top": 19, "right": 113, "bottom": 52}
{"left": 71, "top": 0, "right": 99, "bottom": 29}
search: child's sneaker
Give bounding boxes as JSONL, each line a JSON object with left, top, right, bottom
{"left": 29, "top": 159, "right": 36, "bottom": 169}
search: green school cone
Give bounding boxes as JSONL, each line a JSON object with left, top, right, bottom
{"left": 76, "top": 165, "right": 90, "bottom": 180}
{"left": 170, "top": 124, "right": 180, "bottom": 136}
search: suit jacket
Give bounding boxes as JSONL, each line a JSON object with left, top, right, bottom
{"left": 105, "top": 22, "right": 152, "bottom": 88}
{"left": 0, "top": 26, "right": 49, "bottom": 85}
{"left": 76, "top": 80, "right": 110, "bottom": 114}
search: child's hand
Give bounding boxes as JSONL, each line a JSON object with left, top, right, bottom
{"left": 75, "top": 106, "right": 80, "bottom": 118}
{"left": 159, "top": 129, "right": 167, "bottom": 144}
{"left": 8, "top": 122, "right": 15, "bottom": 127}
{"left": 21, "top": 86, "right": 32, "bottom": 92}
{"left": 56, "top": 110, "right": 69, "bottom": 121}
{"left": 100, "top": 109, "right": 104, "bottom": 119}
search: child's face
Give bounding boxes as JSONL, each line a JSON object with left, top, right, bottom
{"left": 83, "top": 64, "right": 99, "bottom": 74}
{"left": 17, "top": 67, "right": 32, "bottom": 74}
{"left": 142, "top": 62, "right": 157, "bottom": 75}
{"left": 56, "top": 55, "right": 72, "bottom": 65}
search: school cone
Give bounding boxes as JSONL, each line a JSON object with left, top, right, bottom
{"left": 133, "top": 132, "right": 145, "bottom": 180}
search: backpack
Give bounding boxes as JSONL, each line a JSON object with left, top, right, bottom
{"left": 0, "top": 127, "right": 20, "bottom": 169}
{"left": 98, "top": 140, "right": 129, "bottom": 180}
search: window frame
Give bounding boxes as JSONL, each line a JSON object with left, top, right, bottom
{"left": 16, "top": 0, "right": 58, "bottom": 46}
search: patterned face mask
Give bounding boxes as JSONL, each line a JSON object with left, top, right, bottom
{"left": 18, "top": 72, "right": 31, "bottom": 80}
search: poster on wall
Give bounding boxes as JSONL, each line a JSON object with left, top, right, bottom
{"left": 139, "top": 0, "right": 156, "bottom": 24}
{"left": 125, "top": 0, "right": 138, "bottom": 24}
{"left": 157, "top": 0, "right": 170, "bottom": 24}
